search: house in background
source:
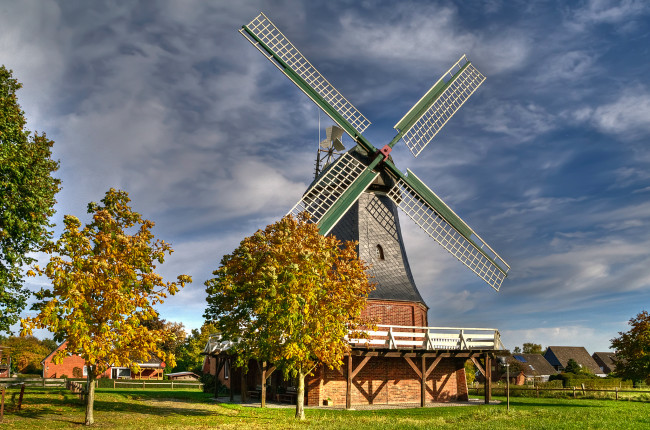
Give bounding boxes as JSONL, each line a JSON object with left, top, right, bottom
{"left": 511, "top": 353, "right": 558, "bottom": 384}
{"left": 544, "top": 346, "right": 605, "bottom": 377}
{"left": 167, "top": 371, "right": 200, "bottom": 381}
{"left": 42, "top": 342, "right": 165, "bottom": 379}
{"left": 0, "top": 346, "right": 10, "bottom": 377}
{"left": 592, "top": 352, "right": 617, "bottom": 375}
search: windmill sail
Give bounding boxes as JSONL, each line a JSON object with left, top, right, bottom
{"left": 240, "top": 13, "right": 371, "bottom": 141}
{"left": 289, "top": 153, "right": 379, "bottom": 235}
{"left": 387, "top": 169, "right": 509, "bottom": 290}
{"left": 394, "top": 55, "right": 486, "bottom": 157}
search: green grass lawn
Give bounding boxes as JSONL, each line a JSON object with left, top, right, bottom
{"left": 1, "top": 387, "right": 649, "bottom": 429}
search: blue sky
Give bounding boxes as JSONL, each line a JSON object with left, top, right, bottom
{"left": 2, "top": 0, "right": 649, "bottom": 354}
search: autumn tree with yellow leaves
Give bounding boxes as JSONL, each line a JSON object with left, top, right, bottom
{"left": 204, "top": 213, "right": 374, "bottom": 419}
{"left": 21, "top": 189, "right": 191, "bottom": 426}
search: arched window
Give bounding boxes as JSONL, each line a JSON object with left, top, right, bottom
{"left": 376, "top": 244, "right": 384, "bottom": 260}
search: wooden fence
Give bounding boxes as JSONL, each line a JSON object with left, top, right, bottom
{"left": 0, "top": 383, "right": 25, "bottom": 422}
{"left": 471, "top": 385, "right": 650, "bottom": 400}
{"left": 0, "top": 377, "right": 65, "bottom": 387}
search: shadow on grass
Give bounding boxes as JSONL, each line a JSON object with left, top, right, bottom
{"left": 8, "top": 388, "right": 242, "bottom": 426}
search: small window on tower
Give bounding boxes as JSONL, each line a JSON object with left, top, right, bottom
{"left": 376, "top": 244, "right": 384, "bottom": 260}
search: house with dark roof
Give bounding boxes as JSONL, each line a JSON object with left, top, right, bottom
{"left": 544, "top": 346, "right": 605, "bottom": 376}
{"left": 511, "top": 353, "right": 558, "bottom": 383}
{"left": 42, "top": 342, "right": 165, "bottom": 379}
{"left": 592, "top": 352, "right": 617, "bottom": 374}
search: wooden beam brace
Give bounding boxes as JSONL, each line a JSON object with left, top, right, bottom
{"left": 351, "top": 356, "right": 371, "bottom": 380}
{"left": 404, "top": 356, "right": 422, "bottom": 378}
{"left": 425, "top": 355, "right": 443, "bottom": 379}
{"left": 471, "top": 357, "right": 486, "bottom": 377}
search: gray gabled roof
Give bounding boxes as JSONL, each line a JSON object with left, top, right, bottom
{"left": 544, "top": 346, "right": 603, "bottom": 374}
{"left": 592, "top": 352, "right": 617, "bottom": 373}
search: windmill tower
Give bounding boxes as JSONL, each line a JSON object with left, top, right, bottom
{"left": 240, "top": 13, "right": 510, "bottom": 325}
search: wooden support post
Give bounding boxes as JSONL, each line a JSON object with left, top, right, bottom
{"left": 615, "top": 387, "right": 619, "bottom": 400}
{"left": 346, "top": 354, "right": 352, "bottom": 409}
{"left": 113, "top": 379, "right": 116, "bottom": 389}
{"left": 484, "top": 354, "right": 492, "bottom": 404}
{"left": 229, "top": 358, "right": 234, "bottom": 403}
{"left": 240, "top": 365, "right": 248, "bottom": 403}
{"left": 420, "top": 356, "right": 426, "bottom": 408}
{"left": 171, "top": 381, "right": 174, "bottom": 390}
{"left": 261, "top": 361, "right": 267, "bottom": 408}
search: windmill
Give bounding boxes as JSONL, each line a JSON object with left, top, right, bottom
{"left": 240, "top": 13, "right": 510, "bottom": 294}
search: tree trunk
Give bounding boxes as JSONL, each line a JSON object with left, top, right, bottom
{"left": 85, "top": 368, "right": 96, "bottom": 426}
{"left": 295, "top": 368, "right": 305, "bottom": 420}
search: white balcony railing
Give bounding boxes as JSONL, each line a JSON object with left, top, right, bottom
{"left": 203, "top": 325, "right": 503, "bottom": 356}
{"left": 347, "top": 325, "right": 503, "bottom": 351}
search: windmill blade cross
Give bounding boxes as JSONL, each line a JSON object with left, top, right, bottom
{"left": 393, "top": 55, "right": 486, "bottom": 157}
{"left": 240, "top": 13, "right": 372, "bottom": 148}
{"left": 387, "top": 169, "right": 509, "bottom": 290}
{"left": 289, "top": 152, "right": 379, "bottom": 235}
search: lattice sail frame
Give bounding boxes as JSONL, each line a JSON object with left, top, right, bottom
{"left": 241, "top": 13, "right": 371, "bottom": 135}
{"left": 387, "top": 176, "right": 509, "bottom": 290}
{"left": 288, "top": 153, "right": 377, "bottom": 231}
{"left": 395, "top": 55, "right": 486, "bottom": 157}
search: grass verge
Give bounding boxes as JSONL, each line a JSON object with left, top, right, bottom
{"left": 0, "top": 387, "right": 648, "bottom": 429}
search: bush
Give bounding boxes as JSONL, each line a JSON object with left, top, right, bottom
{"left": 550, "top": 373, "right": 628, "bottom": 388}
{"left": 200, "top": 373, "right": 215, "bottom": 394}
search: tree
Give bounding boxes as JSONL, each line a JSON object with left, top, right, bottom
{"left": 142, "top": 316, "right": 187, "bottom": 364}
{"left": 204, "top": 214, "right": 374, "bottom": 419}
{"left": 0, "top": 335, "right": 53, "bottom": 374}
{"left": 174, "top": 323, "right": 218, "bottom": 374}
{"left": 522, "top": 343, "right": 543, "bottom": 354}
{"left": 0, "top": 66, "right": 60, "bottom": 333}
{"left": 20, "top": 189, "right": 191, "bottom": 425}
{"left": 513, "top": 346, "right": 521, "bottom": 353}
{"left": 611, "top": 310, "right": 650, "bottom": 384}
{"left": 564, "top": 358, "right": 583, "bottom": 374}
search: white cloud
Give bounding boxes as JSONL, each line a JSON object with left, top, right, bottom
{"left": 574, "top": 89, "right": 650, "bottom": 140}
{"left": 570, "top": 0, "right": 650, "bottom": 29}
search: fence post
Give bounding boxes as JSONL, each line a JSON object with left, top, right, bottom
{"left": 143, "top": 380, "right": 145, "bottom": 389}
{"left": 113, "top": 379, "right": 116, "bottom": 389}
{"left": 18, "top": 384, "right": 25, "bottom": 410}
{"left": 615, "top": 387, "right": 618, "bottom": 401}
{"left": 42, "top": 378, "right": 45, "bottom": 388}
{"left": 581, "top": 383, "right": 586, "bottom": 396}
{"left": 171, "top": 381, "right": 174, "bottom": 390}
{"left": 1, "top": 387, "right": 5, "bottom": 422}
{"left": 573, "top": 386, "right": 576, "bottom": 399}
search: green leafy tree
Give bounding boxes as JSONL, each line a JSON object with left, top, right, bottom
{"left": 564, "top": 358, "right": 583, "bottom": 374}
{"left": 523, "top": 343, "right": 543, "bottom": 354}
{"left": 174, "top": 323, "right": 218, "bottom": 373}
{"left": 0, "top": 66, "right": 60, "bottom": 333}
{"left": 611, "top": 310, "right": 650, "bottom": 384}
{"left": 204, "top": 214, "right": 374, "bottom": 419}
{"left": 21, "top": 189, "right": 191, "bottom": 425}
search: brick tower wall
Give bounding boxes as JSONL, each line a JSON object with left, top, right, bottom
{"left": 362, "top": 299, "right": 428, "bottom": 327}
